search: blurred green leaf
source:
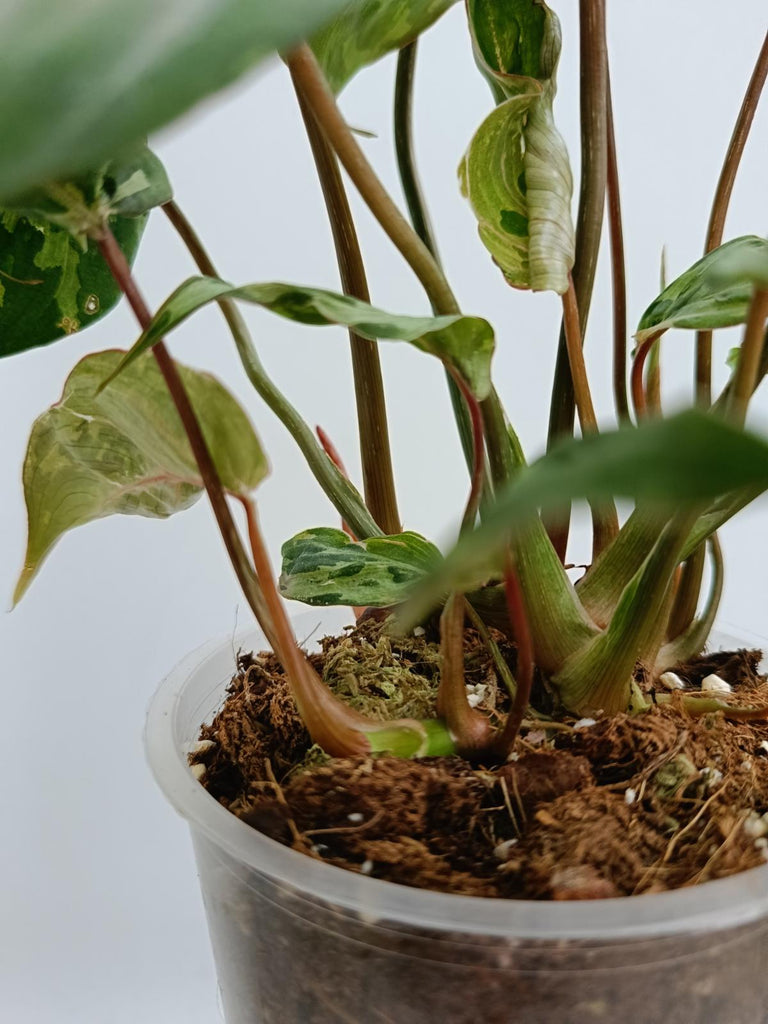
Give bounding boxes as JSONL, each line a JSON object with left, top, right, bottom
{"left": 312, "top": 0, "right": 456, "bottom": 93}
{"left": 0, "top": 212, "right": 145, "bottom": 358}
{"left": 103, "top": 275, "right": 496, "bottom": 399}
{"left": 636, "top": 236, "right": 768, "bottom": 342}
{"left": 707, "top": 237, "right": 768, "bottom": 289}
{"left": 0, "top": 0, "right": 358, "bottom": 201}
{"left": 280, "top": 527, "right": 442, "bottom": 606}
{"left": 398, "top": 411, "right": 768, "bottom": 626}
{"left": 15, "top": 349, "right": 267, "bottom": 602}
{"left": 459, "top": 0, "right": 574, "bottom": 294}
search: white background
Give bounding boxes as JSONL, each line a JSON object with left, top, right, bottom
{"left": 1, "top": 4, "right": 767, "bottom": 1021}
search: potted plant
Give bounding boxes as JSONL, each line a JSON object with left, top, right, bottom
{"left": 4, "top": 1, "right": 768, "bottom": 1021}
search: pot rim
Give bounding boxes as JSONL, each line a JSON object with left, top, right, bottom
{"left": 145, "top": 611, "right": 768, "bottom": 941}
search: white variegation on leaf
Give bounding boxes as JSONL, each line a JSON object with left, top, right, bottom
{"left": 15, "top": 349, "right": 267, "bottom": 602}
{"left": 280, "top": 527, "right": 442, "bottom": 607}
{"left": 312, "top": 0, "right": 457, "bottom": 94}
{"left": 636, "top": 235, "right": 768, "bottom": 343}
{"left": 5, "top": 146, "right": 172, "bottom": 243}
{"left": 103, "top": 275, "right": 496, "bottom": 400}
{"left": 0, "top": 211, "right": 145, "bottom": 358}
{"left": 459, "top": 0, "right": 575, "bottom": 294}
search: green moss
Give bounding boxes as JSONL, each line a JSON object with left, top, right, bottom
{"left": 321, "top": 617, "right": 443, "bottom": 722}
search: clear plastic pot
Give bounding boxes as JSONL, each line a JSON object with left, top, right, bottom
{"left": 146, "top": 613, "right": 768, "bottom": 1023}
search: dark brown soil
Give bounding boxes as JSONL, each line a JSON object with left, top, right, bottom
{"left": 193, "top": 619, "right": 768, "bottom": 901}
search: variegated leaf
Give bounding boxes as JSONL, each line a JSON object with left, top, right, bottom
{"left": 312, "top": 0, "right": 456, "bottom": 93}
{"left": 103, "top": 276, "right": 496, "bottom": 400}
{"left": 459, "top": 0, "right": 574, "bottom": 294}
{"left": 7, "top": 146, "right": 172, "bottom": 235}
{"left": 15, "top": 349, "right": 267, "bottom": 602}
{"left": 280, "top": 527, "right": 442, "bottom": 607}
{"left": 0, "top": 211, "right": 145, "bottom": 358}
{"left": 636, "top": 236, "right": 768, "bottom": 343}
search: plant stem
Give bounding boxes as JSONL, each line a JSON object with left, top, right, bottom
{"left": 545, "top": 0, "right": 608, "bottom": 558}
{"left": 393, "top": 39, "right": 477, "bottom": 476}
{"left": 438, "top": 594, "right": 492, "bottom": 756}
{"left": 481, "top": 387, "right": 525, "bottom": 485}
{"left": 576, "top": 504, "right": 665, "bottom": 626}
{"left": 286, "top": 44, "right": 460, "bottom": 317}
{"left": 96, "top": 227, "right": 275, "bottom": 644}
{"left": 394, "top": 40, "right": 441, "bottom": 261}
{"left": 493, "top": 559, "right": 534, "bottom": 757}
{"left": 243, "top": 498, "right": 454, "bottom": 759}
{"left": 448, "top": 367, "right": 485, "bottom": 532}
{"left": 239, "top": 496, "right": 373, "bottom": 757}
{"left": 547, "top": 0, "right": 608, "bottom": 450}
{"left": 658, "top": 536, "right": 723, "bottom": 669}
{"left": 561, "top": 275, "right": 619, "bottom": 556}
{"left": 555, "top": 510, "right": 699, "bottom": 715}
{"left": 696, "top": 30, "right": 768, "bottom": 405}
{"left": 606, "top": 65, "right": 630, "bottom": 425}
{"left": 562, "top": 274, "right": 599, "bottom": 434}
{"left": 730, "top": 287, "right": 768, "bottom": 427}
{"left": 655, "top": 691, "right": 768, "bottom": 722}
{"left": 315, "top": 426, "right": 355, "bottom": 538}
{"left": 665, "top": 543, "right": 706, "bottom": 641}
{"left": 292, "top": 82, "right": 401, "bottom": 536}
{"left": 161, "top": 201, "right": 381, "bottom": 540}
{"left": 631, "top": 332, "right": 662, "bottom": 420}
{"left": 645, "top": 339, "right": 662, "bottom": 415}
{"left": 288, "top": 42, "right": 488, "bottom": 489}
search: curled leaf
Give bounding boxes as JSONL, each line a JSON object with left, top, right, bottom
{"left": 280, "top": 527, "right": 442, "bottom": 607}
{"left": 15, "top": 349, "right": 267, "bottom": 602}
{"left": 459, "top": 0, "right": 574, "bottom": 293}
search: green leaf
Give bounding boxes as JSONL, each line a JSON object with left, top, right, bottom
{"left": 280, "top": 527, "right": 442, "bottom": 607}
{"left": 0, "top": 212, "right": 145, "bottom": 358}
{"left": 312, "top": 0, "right": 456, "bottom": 93}
{"left": 0, "top": 0, "right": 358, "bottom": 201}
{"left": 15, "top": 349, "right": 267, "bottom": 602}
{"left": 636, "top": 236, "right": 768, "bottom": 342}
{"left": 103, "top": 276, "right": 496, "bottom": 399}
{"left": 726, "top": 346, "right": 741, "bottom": 370}
{"left": 458, "top": 0, "right": 574, "bottom": 294}
{"left": 7, "top": 146, "right": 172, "bottom": 237}
{"left": 398, "top": 411, "right": 768, "bottom": 626}
{"left": 707, "top": 237, "right": 768, "bottom": 290}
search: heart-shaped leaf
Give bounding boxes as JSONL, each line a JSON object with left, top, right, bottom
{"left": 312, "top": 0, "right": 456, "bottom": 93}
{"left": 15, "top": 349, "right": 267, "bottom": 602}
{"left": 0, "top": 0, "right": 358, "bottom": 201}
{"left": 398, "top": 410, "right": 768, "bottom": 627}
{"left": 459, "top": 0, "right": 574, "bottom": 294}
{"left": 103, "top": 276, "right": 496, "bottom": 399}
{"left": 636, "top": 235, "right": 768, "bottom": 342}
{"left": 280, "top": 527, "right": 442, "bottom": 607}
{"left": 0, "top": 212, "right": 145, "bottom": 358}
